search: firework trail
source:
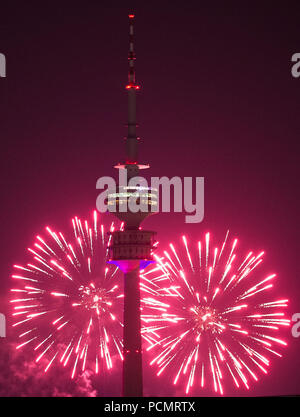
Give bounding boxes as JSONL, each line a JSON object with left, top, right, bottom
{"left": 10, "top": 211, "right": 125, "bottom": 378}
{"left": 141, "top": 232, "right": 290, "bottom": 395}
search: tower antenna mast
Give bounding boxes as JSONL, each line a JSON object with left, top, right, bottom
{"left": 126, "top": 13, "right": 139, "bottom": 167}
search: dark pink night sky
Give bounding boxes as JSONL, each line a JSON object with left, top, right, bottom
{"left": 0, "top": 1, "right": 299, "bottom": 397}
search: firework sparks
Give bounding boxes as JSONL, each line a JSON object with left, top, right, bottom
{"left": 142, "top": 232, "right": 290, "bottom": 395}
{"left": 11, "top": 211, "right": 124, "bottom": 378}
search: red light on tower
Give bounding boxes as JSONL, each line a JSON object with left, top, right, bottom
{"left": 126, "top": 84, "right": 140, "bottom": 90}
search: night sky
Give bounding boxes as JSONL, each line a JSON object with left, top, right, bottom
{"left": 0, "top": 1, "right": 299, "bottom": 396}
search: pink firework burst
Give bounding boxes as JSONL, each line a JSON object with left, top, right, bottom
{"left": 10, "top": 211, "right": 125, "bottom": 378}
{"left": 142, "top": 231, "right": 290, "bottom": 395}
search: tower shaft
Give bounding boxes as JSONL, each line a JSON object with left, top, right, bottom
{"left": 123, "top": 267, "right": 143, "bottom": 396}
